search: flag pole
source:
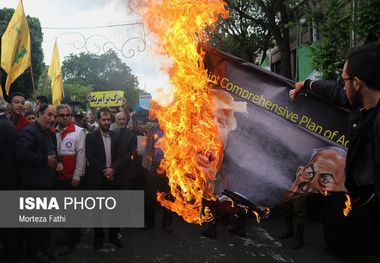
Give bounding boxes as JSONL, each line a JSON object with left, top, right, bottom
{"left": 29, "top": 64, "right": 36, "bottom": 99}
{"left": 43, "top": 68, "right": 49, "bottom": 96}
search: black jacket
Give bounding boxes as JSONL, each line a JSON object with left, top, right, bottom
{"left": 114, "top": 128, "right": 137, "bottom": 187}
{"left": 0, "top": 115, "right": 18, "bottom": 189}
{"left": 15, "top": 121, "right": 58, "bottom": 189}
{"left": 307, "top": 80, "right": 380, "bottom": 201}
{"left": 83, "top": 129, "right": 122, "bottom": 189}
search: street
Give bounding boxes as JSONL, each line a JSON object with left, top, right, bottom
{"left": 10, "top": 211, "right": 379, "bottom": 263}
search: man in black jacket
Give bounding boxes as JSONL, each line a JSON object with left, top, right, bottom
{"left": 113, "top": 126, "right": 137, "bottom": 190}
{"left": 16, "top": 104, "right": 60, "bottom": 190}
{"left": 84, "top": 107, "right": 124, "bottom": 250}
{"left": 0, "top": 97, "right": 17, "bottom": 189}
{"left": 0, "top": 97, "right": 21, "bottom": 262}
{"left": 15, "top": 104, "right": 61, "bottom": 263}
{"left": 291, "top": 43, "right": 380, "bottom": 257}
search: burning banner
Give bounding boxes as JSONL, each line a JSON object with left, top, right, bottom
{"left": 138, "top": 0, "right": 229, "bottom": 224}
{"left": 138, "top": 0, "right": 350, "bottom": 224}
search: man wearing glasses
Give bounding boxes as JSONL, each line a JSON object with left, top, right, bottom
{"left": 54, "top": 104, "right": 86, "bottom": 255}
{"left": 55, "top": 104, "right": 86, "bottom": 189}
{"left": 290, "top": 43, "right": 380, "bottom": 257}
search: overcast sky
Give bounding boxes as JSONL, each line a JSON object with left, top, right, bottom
{"left": 0, "top": 0, "right": 171, "bottom": 100}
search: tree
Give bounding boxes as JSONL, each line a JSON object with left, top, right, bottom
{"left": 213, "top": 0, "right": 303, "bottom": 79}
{"left": 62, "top": 50, "right": 140, "bottom": 106}
{"left": 35, "top": 67, "right": 93, "bottom": 104}
{"left": 209, "top": 0, "right": 273, "bottom": 64}
{"left": 0, "top": 7, "right": 44, "bottom": 99}
{"left": 35, "top": 65, "right": 49, "bottom": 100}
{"left": 308, "top": 0, "right": 380, "bottom": 80}
{"left": 354, "top": 0, "right": 380, "bottom": 44}
{"left": 308, "top": 0, "right": 351, "bottom": 80}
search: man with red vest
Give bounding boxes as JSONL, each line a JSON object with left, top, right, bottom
{"left": 55, "top": 104, "right": 86, "bottom": 188}
{"left": 55, "top": 104, "right": 86, "bottom": 255}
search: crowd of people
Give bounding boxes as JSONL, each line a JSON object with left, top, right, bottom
{"left": 0, "top": 94, "right": 171, "bottom": 263}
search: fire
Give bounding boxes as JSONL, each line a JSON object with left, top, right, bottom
{"left": 138, "top": 0, "right": 228, "bottom": 224}
{"left": 343, "top": 193, "right": 352, "bottom": 217}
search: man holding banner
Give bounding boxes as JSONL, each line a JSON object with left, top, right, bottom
{"left": 291, "top": 42, "right": 380, "bottom": 257}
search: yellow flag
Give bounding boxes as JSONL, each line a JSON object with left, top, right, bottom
{"left": 47, "top": 41, "right": 63, "bottom": 106}
{"left": 1, "top": 0, "right": 31, "bottom": 95}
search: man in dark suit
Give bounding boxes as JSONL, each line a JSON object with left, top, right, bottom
{"left": 113, "top": 126, "right": 137, "bottom": 190}
{"left": 15, "top": 104, "right": 61, "bottom": 263}
{"left": 84, "top": 107, "right": 124, "bottom": 250}
{"left": 0, "top": 97, "right": 17, "bottom": 189}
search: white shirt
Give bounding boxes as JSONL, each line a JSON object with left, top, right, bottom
{"left": 101, "top": 131, "right": 112, "bottom": 167}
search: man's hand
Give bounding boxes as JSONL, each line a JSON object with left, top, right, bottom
{"left": 289, "top": 81, "right": 305, "bottom": 100}
{"left": 196, "top": 150, "right": 217, "bottom": 168}
{"left": 47, "top": 155, "right": 58, "bottom": 169}
{"left": 196, "top": 150, "right": 218, "bottom": 175}
{"left": 103, "top": 167, "right": 115, "bottom": 181}
{"left": 56, "top": 162, "right": 64, "bottom": 172}
{"left": 71, "top": 178, "right": 80, "bottom": 187}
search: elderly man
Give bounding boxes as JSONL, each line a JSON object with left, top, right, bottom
{"left": 55, "top": 104, "right": 86, "bottom": 255}
{"left": 110, "top": 111, "right": 130, "bottom": 131}
{"left": 24, "top": 100, "right": 34, "bottom": 112}
{"left": 291, "top": 43, "right": 380, "bottom": 257}
{"left": 55, "top": 104, "right": 86, "bottom": 188}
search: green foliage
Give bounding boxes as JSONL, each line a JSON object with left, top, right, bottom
{"left": 209, "top": 0, "right": 273, "bottom": 63}
{"left": 35, "top": 66, "right": 50, "bottom": 102}
{"left": 355, "top": 0, "right": 380, "bottom": 43}
{"left": 62, "top": 50, "right": 140, "bottom": 107}
{"left": 35, "top": 67, "right": 93, "bottom": 104}
{"left": 213, "top": 0, "right": 380, "bottom": 81}
{"left": 309, "top": 0, "right": 380, "bottom": 80}
{"left": 62, "top": 82, "right": 93, "bottom": 103}
{"left": 211, "top": 0, "right": 303, "bottom": 79}
{"left": 309, "top": 0, "right": 351, "bottom": 80}
{"left": 0, "top": 8, "right": 44, "bottom": 99}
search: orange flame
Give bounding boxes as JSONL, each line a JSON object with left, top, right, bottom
{"left": 138, "top": 0, "right": 228, "bottom": 224}
{"left": 343, "top": 193, "right": 352, "bottom": 217}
